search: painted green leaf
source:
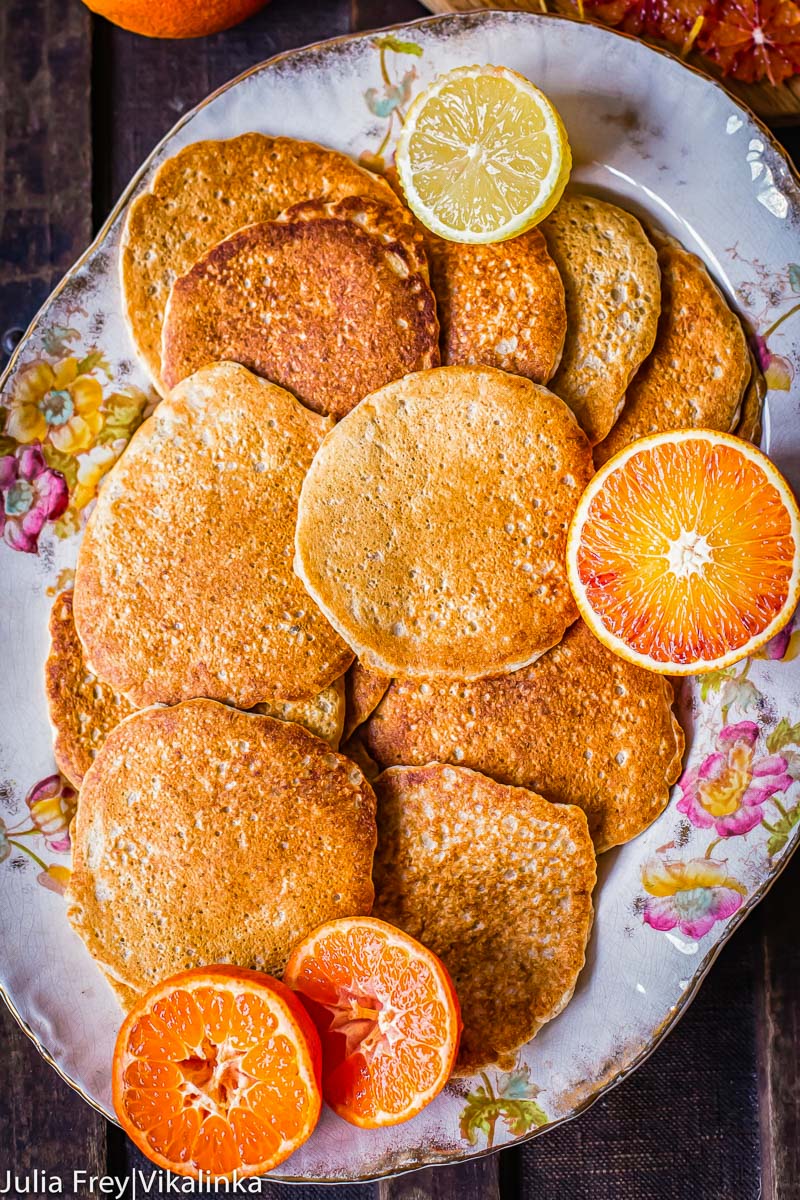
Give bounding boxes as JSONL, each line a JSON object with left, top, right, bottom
{"left": 374, "top": 34, "right": 423, "bottom": 56}
{"left": 460, "top": 1065, "right": 547, "bottom": 1147}
{"left": 789, "top": 263, "right": 800, "bottom": 293}
{"left": 76, "top": 349, "right": 111, "bottom": 377}
{"left": 96, "top": 390, "right": 148, "bottom": 444}
{"left": 41, "top": 325, "right": 80, "bottom": 357}
{"left": 40, "top": 444, "right": 78, "bottom": 490}
{"left": 699, "top": 667, "right": 734, "bottom": 702}
{"left": 763, "top": 802, "right": 800, "bottom": 857}
{"left": 766, "top": 717, "right": 800, "bottom": 754}
{"left": 0, "top": 434, "right": 17, "bottom": 458}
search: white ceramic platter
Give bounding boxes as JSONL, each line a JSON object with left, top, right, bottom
{"left": 2, "top": 10, "right": 800, "bottom": 1182}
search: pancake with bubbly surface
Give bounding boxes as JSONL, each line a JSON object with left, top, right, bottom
{"left": 373, "top": 763, "right": 596, "bottom": 1071}
{"left": 46, "top": 592, "right": 346, "bottom": 789}
{"left": 66, "top": 700, "right": 377, "bottom": 1006}
{"left": 595, "top": 236, "right": 750, "bottom": 464}
{"left": 425, "top": 227, "right": 566, "bottom": 383}
{"left": 361, "top": 619, "right": 684, "bottom": 852}
{"left": 295, "top": 365, "right": 593, "bottom": 680}
{"left": 343, "top": 660, "right": 392, "bottom": 742}
{"left": 122, "top": 134, "right": 401, "bottom": 394}
{"left": 74, "top": 362, "right": 352, "bottom": 709}
{"left": 253, "top": 674, "right": 346, "bottom": 749}
{"left": 45, "top": 590, "right": 136, "bottom": 788}
{"left": 161, "top": 196, "right": 439, "bottom": 418}
{"left": 542, "top": 194, "right": 661, "bottom": 444}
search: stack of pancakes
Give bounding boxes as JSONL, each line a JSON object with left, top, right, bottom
{"left": 49, "top": 131, "right": 759, "bottom": 1072}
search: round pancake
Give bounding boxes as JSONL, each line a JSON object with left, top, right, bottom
{"left": 122, "top": 134, "right": 402, "bottom": 394}
{"left": 361, "top": 619, "right": 684, "bottom": 853}
{"left": 425, "top": 227, "right": 566, "bottom": 383}
{"left": 160, "top": 196, "right": 440, "bottom": 418}
{"left": 542, "top": 194, "right": 661, "bottom": 444}
{"left": 295, "top": 365, "right": 594, "bottom": 679}
{"left": 373, "top": 763, "right": 596, "bottom": 1072}
{"left": 253, "top": 673, "right": 346, "bottom": 749}
{"left": 343, "top": 660, "right": 391, "bottom": 742}
{"left": 66, "top": 699, "right": 377, "bottom": 1005}
{"left": 44, "top": 590, "right": 135, "bottom": 788}
{"left": 74, "top": 362, "right": 353, "bottom": 709}
{"left": 595, "top": 236, "right": 751, "bottom": 465}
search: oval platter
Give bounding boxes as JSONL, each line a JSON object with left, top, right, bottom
{"left": 1, "top": 10, "right": 800, "bottom": 1183}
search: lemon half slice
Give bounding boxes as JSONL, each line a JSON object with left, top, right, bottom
{"left": 396, "top": 64, "right": 571, "bottom": 244}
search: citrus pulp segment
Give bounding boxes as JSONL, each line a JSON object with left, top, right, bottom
{"left": 395, "top": 65, "right": 571, "bottom": 244}
{"left": 567, "top": 430, "right": 800, "bottom": 674}
{"left": 284, "top": 916, "right": 461, "bottom": 1128}
{"left": 112, "top": 967, "right": 322, "bottom": 1180}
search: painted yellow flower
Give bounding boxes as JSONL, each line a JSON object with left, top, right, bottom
{"left": 71, "top": 439, "right": 126, "bottom": 511}
{"left": 5, "top": 358, "right": 103, "bottom": 454}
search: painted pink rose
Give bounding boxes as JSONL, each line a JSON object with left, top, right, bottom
{"left": 677, "top": 720, "right": 791, "bottom": 837}
{"left": 0, "top": 444, "right": 68, "bottom": 553}
{"left": 642, "top": 857, "right": 746, "bottom": 939}
{"left": 25, "top": 774, "right": 76, "bottom": 853}
{"left": 758, "top": 610, "right": 800, "bottom": 660}
{"left": 753, "top": 333, "right": 793, "bottom": 391}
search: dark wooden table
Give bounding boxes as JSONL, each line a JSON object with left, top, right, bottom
{"left": 1, "top": 1, "right": 799, "bottom": 1197}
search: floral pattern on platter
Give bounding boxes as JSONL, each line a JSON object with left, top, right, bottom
{"left": 639, "top": 614, "right": 800, "bottom": 942}
{"left": 0, "top": 326, "right": 152, "bottom": 553}
{"left": 727, "top": 252, "right": 800, "bottom": 391}
{"left": 459, "top": 1061, "right": 547, "bottom": 1148}
{"left": 1, "top": 774, "right": 75, "bottom": 895}
{"left": 359, "top": 35, "right": 422, "bottom": 176}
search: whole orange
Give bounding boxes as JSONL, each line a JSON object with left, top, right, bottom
{"left": 82, "top": 0, "right": 270, "bottom": 38}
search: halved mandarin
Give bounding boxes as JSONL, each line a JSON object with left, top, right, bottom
{"left": 283, "top": 917, "right": 461, "bottom": 1128}
{"left": 111, "top": 966, "right": 322, "bottom": 1180}
{"left": 567, "top": 430, "right": 800, "bottom": 674}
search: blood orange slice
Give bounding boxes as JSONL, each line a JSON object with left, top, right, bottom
{"left": 567, "top": 430, "right": 800, "bottom": 674}
{"left": 283, "top": 917, "right": 461, "bottom": 1128}
{"left": 112, "top": 966, "right": 322, "bottom": 1180}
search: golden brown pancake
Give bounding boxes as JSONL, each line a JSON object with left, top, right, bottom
{"left": 343, "top": 660, "right": 391, "bottom": 742}
{"left": 373, "top": 763, "right": 596, "bottom": 1071}
{"left": 160, "top": 196, "right": 440, "bottom": 418}
{"left": 295, "top": 365, "right": 594, "bottom": 679}
{"left": 361, "top": 619, "right": 684, "bottom": 852}
{"left": 736, "top": 349, "right": 765, "bottom": 445}
{"left": 66, "top": 699, "right": 377, "bottom": 1005}
{"left": 44, "top": 590, "right": 135, "bottom": 788}
{"left": 595, "top": 236, "right": 751, "bottom": 464}
{"left": 425, "top": 228, "right": 566, "bottom": 383}
{"left": 45, "top": 593, "right": 346, "bottom": 792}
{"left": 253, "top": 674, "right": 346, "bottom": 749}
{"left": 74, "top": 362, "right": 352, "bottom": 709}
{"left": 121, "top": 134, "right": 401, "bottom": 394}
{"left": 542, "top": 194, "right": 661, "bottom": 444}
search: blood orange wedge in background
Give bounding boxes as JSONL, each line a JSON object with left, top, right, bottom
{"left": 112, "top": 966, "right": 322, "bottom": 1180}
{"left": 567, "top": 430, "right": 800, "bottom": 674}
{"left": 283, "top": 917, "right": 462, "bottom": 1128}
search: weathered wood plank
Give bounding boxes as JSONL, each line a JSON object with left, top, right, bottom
{"left": 518, "top": 920, "right": 763, "bottom": 1199}
{"left": 0, "top": 0, "right": 93, "bottom": 343}
{"left": 90, "top": 0, "right": 353, "bottom": 218}
{"left": 352, "top": 0, "right": 428, "bottom": 31}
{"left": 0, "top": 1000, "right": 107, "bottom": 1198}
{"left": 379, "top": 1158, "right": 501, "bottom": 1199}
{"left": 755, "top": 862, "right": 800, "bottom": 1200}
